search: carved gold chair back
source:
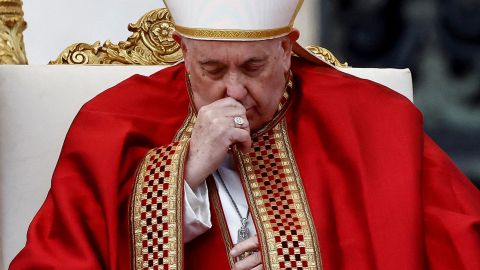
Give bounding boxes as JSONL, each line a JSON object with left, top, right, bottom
{"left": 49, "top": 8, "right": 348, "bottom": 68}
{"left": 0, "top": 0, "right": 27, "bottom": 64}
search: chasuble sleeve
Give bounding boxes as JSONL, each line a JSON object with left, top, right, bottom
{"left": 422, "top": 135, "right": 480, "bottom": 270}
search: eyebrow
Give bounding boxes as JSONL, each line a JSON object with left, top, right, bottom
{"left": 241, "top": 57, "right": 267, "bottom": 66}
{"left": 198, "top": 56, "right": 268, "bottom": 67}
{"left": 199, "top": 60, "right": 223, "bottom": 66}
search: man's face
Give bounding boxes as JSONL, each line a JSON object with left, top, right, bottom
{"left": 182, "top": 37, "right": 293, "bottom": 131}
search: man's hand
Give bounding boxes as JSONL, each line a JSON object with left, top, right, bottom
{"left": 230, "top": 236, "right": 263, "bottom": 270}
{"left": 185, "top": 97, "right": 252, "bottom": 190}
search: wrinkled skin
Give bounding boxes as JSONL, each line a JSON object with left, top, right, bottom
{"left": 176, "top": 31, "right": 299, "bottom": 270}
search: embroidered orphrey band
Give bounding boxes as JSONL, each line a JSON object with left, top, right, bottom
{"left": 131, "top": 114, "right": 193, "bottom": 270}
{"left": 234, "top": 119, "right": 323, "bottom": 270}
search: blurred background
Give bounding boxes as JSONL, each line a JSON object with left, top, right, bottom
{"left": 320, "top": 0, "right": 480, "bottom": 188}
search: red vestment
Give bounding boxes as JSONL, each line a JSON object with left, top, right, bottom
{"left": 10, "top": 58, "right": 480, "bottom": 270}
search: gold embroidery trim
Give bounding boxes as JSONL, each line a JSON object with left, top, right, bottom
{"left": 131, "top": 121, "right": 192, "bottom": 269}
{"left": 175, "top": 25, "right": 292, "bottom": 40}
{"left": 131, "top": 144, "right": 187, "bottom": 269}
{"left": 277, "top": 120, "right": 323, "bottom": 270}
{"left": 174, "top": 109, "right": 195, "bottom": 141}
{"left": 234, "top": 119, "right": 323, "bottom": 270}
{"left": 131, "top": 153, "right": 149, "bottom": 270}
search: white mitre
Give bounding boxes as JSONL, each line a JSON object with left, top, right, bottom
{"left": 163, "top": 0, "right": 332, "bottom": 67}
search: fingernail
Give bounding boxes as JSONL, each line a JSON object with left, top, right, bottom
{"left": 230, "top": 248, "right": 236, "bottom": 256}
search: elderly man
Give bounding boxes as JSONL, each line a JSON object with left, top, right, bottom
{"left": 10, "top": 0, "right": 480, "bottom": 270}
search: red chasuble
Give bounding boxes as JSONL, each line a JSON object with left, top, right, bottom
{"left": 10, "top": 58, "right": 480, "bottom": 270}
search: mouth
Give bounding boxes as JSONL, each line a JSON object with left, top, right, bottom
{"left": 245, "top": 105, "right": 256, "bottom": 112}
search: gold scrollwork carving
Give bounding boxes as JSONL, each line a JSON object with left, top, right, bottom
{"left": 50, "top": 8, "right": 182, "bottom": 65}
{"left": 51, "top": 7, "right": 348, "bottom": 68}
{"left": 0, "top": 0, "right": 28, "bottom": 64}
{"left": 306, "top": 45, "right": 349, "bottom": 68}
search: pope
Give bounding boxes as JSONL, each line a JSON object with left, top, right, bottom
{"left": 10, "top": 0, "right": 480, "bottom": 270}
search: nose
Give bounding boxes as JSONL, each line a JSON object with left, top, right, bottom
{"left": 224, "top": 72, "right": 247, "bottom": 101}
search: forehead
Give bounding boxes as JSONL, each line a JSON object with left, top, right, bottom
{"left": 184, "top": 38, "right": 281, "bottom": 62}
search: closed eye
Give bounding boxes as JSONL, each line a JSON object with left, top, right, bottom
{"left": 241, "top": 59, "right": 266, "bottom": 74}
{"left": 200, "top": 61, "right": 226, "bottom": 77}
{"left": 203, "top": 66, "right": 224, "bottom": 75}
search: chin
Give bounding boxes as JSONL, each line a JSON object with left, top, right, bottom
{"left": 249, "top": 109, "right": 277, "bottom": 130}
{"left": 249, "top": 118, "right": 270, "bottom": 132}
{"left": 247, "top": 116, "right": 260, "bottom": 131}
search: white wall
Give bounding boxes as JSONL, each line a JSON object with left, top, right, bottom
{"left": 23, "top": 0, "right": 320, "bottom": 64}
{"left": 296, "top": 0, "right": 321, "bottom": 47}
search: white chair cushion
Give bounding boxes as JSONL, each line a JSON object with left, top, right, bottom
{"left": 0, "top": 64, "right": 413, "bottom": 267}
{"left": 340, "top": 67, "right": 414, "bottom": 102}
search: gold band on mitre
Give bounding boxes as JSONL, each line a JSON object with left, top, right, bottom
{"left": 174, "top": 25, "right": 293, "bottom": 40}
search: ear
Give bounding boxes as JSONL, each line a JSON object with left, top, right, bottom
{"left": 280, "top": 29, "right": 300, "bottom": 53}
{"left": 287, "top": 29, "right": 300, "bottom": 43}
{"left": 173, "top": 32, "right": 187, "bottom": 53}
{"left": 174, "top": 32, "right": 191, "bottom": 72}
{"left": 280, "top": 29, "right": 300, "bottom": 71}
{"left": 173, "top": 31, "right": 182, "bottom": 45}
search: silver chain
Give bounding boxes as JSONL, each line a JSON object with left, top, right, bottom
{"left": 216, "top": 170, "right": 250, "bottom": 222}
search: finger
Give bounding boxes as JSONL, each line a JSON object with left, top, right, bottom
{"left": 192, "top": 116, "right": 250, "bottom": 149}
{"left": 237, "top": 138, "right": 252, "bottom": 154}
{"left": 198, "top": 106, "right": 246, "bottom": 123}
{"left": 198, "top": 106, "right": 247, "bottom": 130}
{"left": 232, "top": 116, "right": 250, "bottom": 130}
{"left": 230, "top": 236, "right": 259, "bottom": 257}
{"left": 251, "top": 264, "right": 263, "bottom": 270}
{"left": 222, "top": 102, "right": 246, "bottom": 117}
{"left": 231, "top": 121, "right": 251, "bottom": 153}
{"left": 212, "top": 105, "right": 246, "bottom": 118}
{"left": 210, "top": 97, "right": 246, "bottom": 110}
{"left": 229, "top": 128, "right": 252, "bottom": 153}
{"left": 198, "top": 96, "right": 244, "bottom": 112}
{"left": 232, "top": 252, "right": 262, "bottom": 270}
